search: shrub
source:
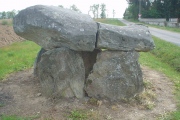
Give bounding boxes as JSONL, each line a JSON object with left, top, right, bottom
{"left": 1, "top": 20, "right": 8, "bottom": 25}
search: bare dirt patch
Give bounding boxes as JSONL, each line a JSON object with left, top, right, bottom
{"left": 0, "top": 66, "right": 176, "bottom": 120}
{"left": 0, "top": 19, "right": 24, "bottom": 48}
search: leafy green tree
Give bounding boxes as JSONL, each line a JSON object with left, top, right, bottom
{"left": 89, "top": 4, "right": 100, "bottom": 18}
{"left": 100, "top": 3, "right": 106, "bottom": 18}
{"left": 113, "top": 9, "right": 115, "bottom": 18}
{"left": 70, "top": 4, "right": 81, "bottom": 13}
{"left": 58, "top": 5, "right": 64, "bottom": 8}
{"left": 1, "top": 11, "right": 6, "bottom": 19}
{"left": 92, "top": 4, "right": 96, "bottom": 18}
{"left": 6, "top": 10, "right": 16, "bottom": 19}
{"left": 125, "top": 0, "right": 180, "bottom": 21}
{"left": 95, "top": 4, "right": 99, "bottom": 18}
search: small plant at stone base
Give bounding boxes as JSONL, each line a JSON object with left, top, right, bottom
{"left": 134, "top": 79, "right": 157, "bottom": 110}
{"left": 143, "top": 79, "right": 153, "bottom": 89}
{"left": 88, "top": 97, "right": 98, "bottom": 106}
{"left": 0, "top": 103, "right": 5, "bottom": 107}
{"left": 68, "top": 110, "right": 87, "bottom": 120}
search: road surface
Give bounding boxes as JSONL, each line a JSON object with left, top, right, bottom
{"left": 119, "top": 19, "right": 180, "bottom": 46}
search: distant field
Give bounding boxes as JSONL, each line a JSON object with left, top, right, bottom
{"left": 95, "top": 18, "right": 126, "bottom": 26}
{"left": 126, "top": 19, "right": 180, "bottom": 33}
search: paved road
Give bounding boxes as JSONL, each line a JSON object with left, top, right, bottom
{"left": 119, "top": 19, "right": 180, "bottom": 46}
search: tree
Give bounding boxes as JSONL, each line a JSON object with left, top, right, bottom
{"left": 89, "top": 4, "right": 100, "bottom": 19}
{"left": 100, "top": 3, "right": 106, "bottom": 18}
{"left": 1, "top": 11, "right": 6, "bottom": 19}
{"left": 58, "top": 5, "right": 64, "bottom": 8}
{"left": 125, "top": 0, "right": 179, "bottom": 21}
{"left": 70, "top": 4, "right": 81, "bottom": 13}
{"left": 95, "top": 4, "right": 99, "bottom": 18}
{"left": 6, "top": 10, "right": 16, "bottom": 19}
{"left": 113, "top": 9, "right": 115, "bottom": 18}
{"left": 92, "top": 4, "right": 96, "bottom": 18}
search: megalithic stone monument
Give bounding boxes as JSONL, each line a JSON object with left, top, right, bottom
{"left": 14, "top": 5, "right": 155, "bottom": 100}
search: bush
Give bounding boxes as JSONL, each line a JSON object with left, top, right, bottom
{"left": 1, "top": 20, "right": 8, "bottom": 25}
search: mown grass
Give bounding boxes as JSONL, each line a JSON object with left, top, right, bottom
{"left": 126, "top": 19, "right": 180, "bottom": 33}
{"left": 0, "top": 115, "right": 39, "bottom": 120}
{"left": 95, "top": 18, "right": 126, "bottom": 26}
{"left": 151, "top": 36, "right": 180, "bottom": 72}
{"left": 0, "top": 41, "right": 40, "bottom": 80}
{"left": 147, "top": 24, "right": 180, "bottom": 33}
{"left": 0, "top": 115, "right": 25, "bottom": 120}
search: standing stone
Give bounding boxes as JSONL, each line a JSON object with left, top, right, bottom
{"left": 36, "top": 48, "right": 85, "bottom": 98}
{"left": 34, "top": 48, "right": 47, "bottom": 77}
{"left": 97, "top": 23, "right": 155, "bottom": 52}
{"left": 13, "top": 5, "right": 97, "bottom": 51}
{"left": 85, "top": 51, "right": 143, "bottom": 100}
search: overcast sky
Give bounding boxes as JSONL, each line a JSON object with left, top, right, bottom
{"left": 0, "top": 0, "right": 128, "bottom": 18}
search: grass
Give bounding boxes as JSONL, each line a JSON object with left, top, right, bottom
{"left": 126, "top": 19, "right": 180, "bottom": 33}
{"left": 0, "top": 19, "right": 13, "bottom": 26}
{"left": 95, "top": 18, "right": 126, "bottom": 26}
{"left": 0, "top": 115, "right": 40, "bottom": 120}
{"left": 0, "top": 40, "right": 40, "bottom": 80}
{"left": 147, "top": 24, "right": 180, "bottom": 33}
{"left": 139, "top": 39, "right": 180, "bottom": 119}
{"left": 150, "top": 36, "right": 180, "bottom": 72}
{"left": 67, "top": 109, "right": 102, "bottom": 120}
{"left": 68, "top": 110, "right": 88, "bottom": 120}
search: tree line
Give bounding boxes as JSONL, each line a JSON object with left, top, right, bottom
{"left": 0, "top": 4, "right": 115, "bottom": 19}
{"left": 88, "top": 4, "right": 115, "bottom": 19}
{"left": 60, "top": 3, "right": 113, "bottom": 19}
{"left": 0, "top": 10, "right": 18, "bottom": 19}
{"left": 124, "top": 0, "right": 180, "bottom": 22}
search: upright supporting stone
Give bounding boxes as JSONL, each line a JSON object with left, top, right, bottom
{"left": 85, "top": 51, "right": 143, "bottom": 100}
{"left": 36, "top": 48, "right": 85, "bottom": 98}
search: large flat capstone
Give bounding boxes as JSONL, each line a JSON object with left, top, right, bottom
{"left": 13, "top": 5, "right": 97, "bottom": 51}
{"left": 97, "top": 23, "right": 155, "bottom": 52}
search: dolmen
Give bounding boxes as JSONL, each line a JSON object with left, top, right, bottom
{"left": 13, "top": 5, "right": 155, "bottom": 101}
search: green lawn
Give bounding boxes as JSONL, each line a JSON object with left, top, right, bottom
{"left": 0, "top": 41, "right": 40, "bottom": 80}
{"left": 95, "top": 18, "right": 126, "bottom": 26}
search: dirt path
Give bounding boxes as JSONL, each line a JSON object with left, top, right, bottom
{"left": 0, "top": 66, "right": 176, "bottom": 120}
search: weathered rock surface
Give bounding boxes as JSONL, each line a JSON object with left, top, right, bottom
{"left": 13, "top": 5, "right": 97, "bottom": 51}
{"left": 13, "top": 5, "right": 156, "bottom": 100}
{"left": 36, "top": 48, "right": 85, "bottom": 98}
{"left": 34, "top": 48, "right": 47, "bottom": 77}
{"left": 85, "top": 51, "right": 143, "bottom": 100}
{"left": 97, "top": 23, "right": 155, "bottom": 52}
